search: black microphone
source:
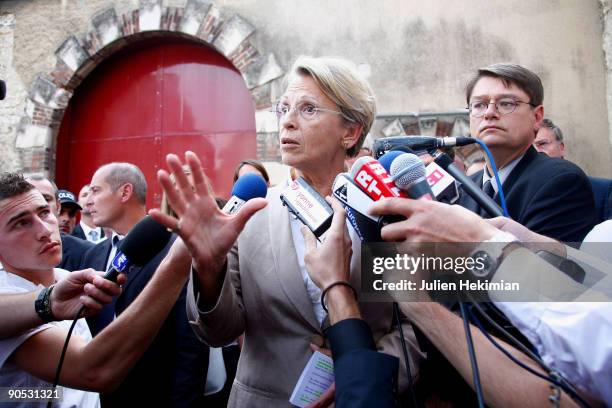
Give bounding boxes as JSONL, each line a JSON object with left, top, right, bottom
{"left": 0, "top": 80, "right": 6, "bottom": 101}
{"left": 373, "top": 135, "right": 475, "bottom": 158}
{"left": 390, "top": 153, "right": 435, "bottom": 200}
{"left": 332, "top": 173, "right": 383, "bottom": 242}
{"left": 105, "top": 216, "right": 172, "bottom": 282}
{"left": 434, "top": 152, "right": 504, "bottom": 218}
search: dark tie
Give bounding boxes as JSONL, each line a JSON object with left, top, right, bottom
{"left": 483, "top": 179, "right": 495, "bottom": 198}
{"left": 93, "top": 236, "right": 122, "bottom": 336}
{"left": 479, "top": 180, "right": 496, "bottom": 217}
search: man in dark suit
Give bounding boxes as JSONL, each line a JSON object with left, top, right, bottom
{"left": 26, "top": 175, "right": 93, "bottom": 270}
{"left": 72, "top": 184, "right": 106, "bottom": 243}
{"left": 81, "top": 162, "right": 208, "bottom": 407}
{"left": 459, "top": 63, "right": 597, "bottom": 243}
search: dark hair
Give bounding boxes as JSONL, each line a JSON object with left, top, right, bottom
{"left": 540, "top": 118, "right": 564, "bottom": 142}
{"left": 98, "top": 163, "right": 147, "bottom": 205}
{"left": 233, "top": 160, "right": 270, "bottom": 184}
{"left": 465, "top": 63, "right": 544, "bottom": 106}
{"left": 0, "top": 172, "right": 35, "bottom": 201}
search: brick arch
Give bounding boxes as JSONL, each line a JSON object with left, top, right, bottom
{"left": 15, "top": 1, "right": 283, "bottom": 176}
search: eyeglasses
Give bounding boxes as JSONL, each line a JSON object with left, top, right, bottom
{"left": 273, "top": 101, "right": 353, "bottom": 122}
{"left": 467, "top": 98, "right": 536, "bottom": 118}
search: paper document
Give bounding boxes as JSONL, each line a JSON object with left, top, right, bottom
{"left": 289, "top": 351, "right": 335, "bottom": 407}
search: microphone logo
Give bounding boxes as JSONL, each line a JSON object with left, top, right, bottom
{"left": 112, "top": 253, "right": 129, "bottom": 272}
{"left": 355, "top": 170, "right": 382, "bottom": 197}
{"left": 334, "top": 184, "right": 348, "bottom": 203}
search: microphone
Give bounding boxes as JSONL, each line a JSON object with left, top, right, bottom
{"left": 280, "top": 177, "right": 334, "bottom": 237}
{"left": 426, "top": 161, "right": 460, "bottom": 204}
{"left": 0, "top": 80, "right": 5, "bottom": 101}
{"left": 222, "top": 173, "right": 268, "bottom": 215}
{"left": 390, "top": 153, "right": 434, "bottom": 200}
{"left": 378, "top": 150, "right": 405, "bottom": 173}
{"left": 382, "top": 151, "right": 459, "bottom": 203}
{"left": 332, "top": 173, "right": 383, "bottom": 242}
{"left": 373, "top": 135, "right": 475, "bottom": 158}
{"left": 350, "top": 156, "right": 406, "bottom": 201}
{"left": 433, "top": 152, "right": 504, "bottom": 218}
{"left": 105, "top": 216, "right": 172, "bottom": 282}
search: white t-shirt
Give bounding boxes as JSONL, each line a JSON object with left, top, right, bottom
{"left": 0, "top": 267, "right": 100, "bottom": 408}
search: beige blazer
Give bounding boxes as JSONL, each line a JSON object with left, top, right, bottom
{"left": 187, "top": 183, "right": 423, "bottom": 407}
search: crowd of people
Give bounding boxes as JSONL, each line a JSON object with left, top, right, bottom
{"left": 0, "top": 57, "right": 610, "bottom": 408}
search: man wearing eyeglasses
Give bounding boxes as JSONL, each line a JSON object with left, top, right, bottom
{"left": 458, "top": 63, "right": 596, "bottom": 243}
{"left": 534, "top": 118, "right": 565, "bottom": 159}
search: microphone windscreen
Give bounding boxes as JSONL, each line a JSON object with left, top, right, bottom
{"left": 390, "top": 153, "right": 426, "bottom": 189}
{"left": 0, "top": 80, "right": 5, "bottom": 101}
{"left": 378, "top": 150, "right": 404, "bottom": 173}
{"left": 119, "top": 216, "right": 172, "bottom": 266}
{"left": 349, "top": 156, "right": 374, "bottom": 178}
{"left": 231, "top": 173, "right": 268, "bottom": 201}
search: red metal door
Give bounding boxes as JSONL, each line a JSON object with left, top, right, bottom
{"left": 55, "top": 38, "right": 256, "bottom": 208}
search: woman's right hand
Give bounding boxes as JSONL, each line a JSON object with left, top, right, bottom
{"left": 302, "top": 197, "right": 352, "bottom": 290}
{"left": 150, "top": 151, "right": 267, "bottom": 299}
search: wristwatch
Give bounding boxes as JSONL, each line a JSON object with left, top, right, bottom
{"left": 35, "top": 285, "right": 56, "bottom": 323}
{"left": 469, "top": 231, "right": 521, "bottom": 279}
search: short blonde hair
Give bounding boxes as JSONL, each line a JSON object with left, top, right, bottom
{"left": 290, "top": 56, "right": 376, "bottom": 157}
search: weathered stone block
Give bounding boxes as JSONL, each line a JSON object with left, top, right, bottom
{"left": 29, "top": 75, "right": 57, "bottom": 106}
{"left": 91, "top": 8, "right": 124, "bottom": 49}
{"left": 55, "top": 35, "right": 89, "bottom": 73}
{"left": 213, "top": 15, "right": 255, "bottom": 57}
{"left": 139, "top": 0, "right": 162, "bottom": 31}
{"left": 15, "top": 124, "right": 53, "bottom": 149}
{"left": 197, "top": 4, "right": 223, "bottom": 43}
{"left": 179, "top": 0, "right": 211, "bottom": 36}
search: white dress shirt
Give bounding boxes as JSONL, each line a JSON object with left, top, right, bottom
{"left": 80, "top": 221, "right": 106, "bottom": 244}
{"left": 493, "top": 225, "right": 612, "bottom": 404}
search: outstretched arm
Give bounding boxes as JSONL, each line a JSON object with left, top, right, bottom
{"left": 0, "top": 269, "right": 125, "bottom": 339}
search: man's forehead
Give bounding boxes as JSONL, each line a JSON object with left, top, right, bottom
{"left": 0, "top": 190, "right": 47, "bottom": 223}
{"left": 91, "top": 167, "right": 110, "bottom": 187}
{"left": 471, "top": 76, "right": 528, "bottom": 99}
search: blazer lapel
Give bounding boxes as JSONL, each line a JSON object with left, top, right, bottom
{"left": 268, "top": 184, "right": 321, "bottom": 333}
{"left": 497, "top": 146, "right": 538, "bottom": 199}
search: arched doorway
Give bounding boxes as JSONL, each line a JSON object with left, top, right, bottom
{"left": 55, "top": 37, "right": 256, "bottom": 207}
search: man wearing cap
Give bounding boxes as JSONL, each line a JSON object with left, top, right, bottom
{"left": 58, "top": 189, "right": 81, "bottom": 235}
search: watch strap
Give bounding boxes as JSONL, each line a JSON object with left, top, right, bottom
{"left": 35, "top": 285, "right": 56, "bottom": 323}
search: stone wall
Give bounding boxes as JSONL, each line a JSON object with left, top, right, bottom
{"left": 1, "top": 0, "right": 611, "bottom": 177}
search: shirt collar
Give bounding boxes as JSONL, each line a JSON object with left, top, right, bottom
{"left": 482, "top": 153, "right": 525, "bottom": 193}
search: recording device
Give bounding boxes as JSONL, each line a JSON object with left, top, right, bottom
{"left": 332, "top": 173, "right": 383, "bottom": 241}
{"left": 350, "top": 156, "right": 406, "bottom": 200}
{"left": 426, "top": 161, "right": 460, "bottom": 204}
{"left": 373, "top": 135, "right": 476, "bottom": 158}
{"left": 223, "top": 173, "right": 268, "bottom": 215}
{"left": 434, "top": 152, "right": 504, "bottom": 217}
{"left": 0, "top": 80, "right": 5, "bottom": 101}
{"left": 379, "top": 150, "right": 408, "bottom": 173}
{"left": 105, "top": 216, "right": 172, "bottom": 282}
{"left": 280, "top": 177, "right": 333, "bottom": 237}
{"left": 390, "top": 153, "right": 434, "bottom": 200}
{"left": 380, "top": 150, "right": 459, "bottom": 203}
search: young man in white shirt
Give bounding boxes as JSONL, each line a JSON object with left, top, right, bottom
{"left": 0, "top": 172, "right": 194, "bottom": 407}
